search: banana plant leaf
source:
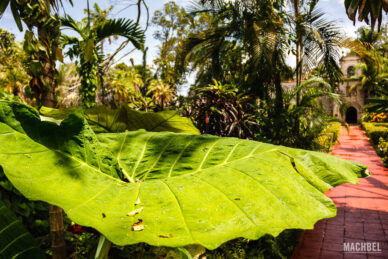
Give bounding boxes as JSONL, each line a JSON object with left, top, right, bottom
{"left": 39, "top": 106, "right": 200, "bottom": 134}
{"left": 0, "top": 102, "right": 369, "bottom": 250}
{"left": 0, "top": 199, "right": 45, "bottom": 259}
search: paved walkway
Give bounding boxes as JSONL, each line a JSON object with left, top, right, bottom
{"left": 292, "top": 126, "right": 388, "bottom": 259}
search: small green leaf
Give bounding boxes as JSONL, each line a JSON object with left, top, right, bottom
{"left": 175, "top": 247, "right": 193, "bottom": 259}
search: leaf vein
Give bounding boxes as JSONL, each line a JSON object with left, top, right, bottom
{"left": 143, "top": 137, "right": 174, "bottom": 181}
{"left": 159, "top": 180, "right": 195, "bottom": 243}
{"left": 0, "top": 233, "right": 29, "bottom": 254}
{"left": 197, "top": 140, "right": 220, "bottom": 171}
{"left": 168, "top": 137, "right": 194, "bottom": 178}
{"left": 225, "top": 165, "right": 301, "bottom": 224}
{"left": 68, "top": 183, "right": 114, "bottom": 212}
{"left": 131, "top": 132, "right": 155, "bottom": 179}
{"left": 0, "top": 220, "right": 19, "bottom": 235}
{"left": 196, "top": 176, "right": 257, "bottom": 228}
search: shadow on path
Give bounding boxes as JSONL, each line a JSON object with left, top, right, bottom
{"left": 292, "top": 126, "right": 388, "bottom": 259}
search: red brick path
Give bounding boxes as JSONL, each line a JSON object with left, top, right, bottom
{"left": 292, "top": 126, "right": 388, "bottom": 259}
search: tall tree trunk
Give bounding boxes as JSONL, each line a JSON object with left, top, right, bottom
{"left": 49, "top": 205, "right": 66, "bottom": 259}
{"left": 293, "top": 0, "right": 302, "bottom": 105}
{"left": 41, "top": 1, "right": 66, "bottom": 257}
{"left": 37, "top": 26, "right": 57, "bottom": 108}
{"left": 273, "top": 47, "right": 283, "bottom": 114}
{"left": 38, "top": 26, "right": 66, "bottom": 257}
{"left": 274, "top": 70, "right": 283, "bottom": 114}
{"left": 293, "top": 0, "right": 302, "bottom": 140}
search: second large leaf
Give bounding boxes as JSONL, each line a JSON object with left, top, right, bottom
{"left": 40, "top": 105, "right": 200, "bottom": 134}
{"left": 0, "top": 103, "right": 369, "bottom": 250}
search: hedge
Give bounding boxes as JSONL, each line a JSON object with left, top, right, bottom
{"left": 361, "top": 122, "right": 388, "bottom": 146}
{"left": 378, "top": 138, "right": 388, "bottom": 167}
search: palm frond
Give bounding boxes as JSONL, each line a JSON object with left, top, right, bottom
{"left": 49, "top": 0, "right": 73, "bottom": 11}
{"left": 0, "top": 0, "right": 10, "bottom": 17}
{"left": 302, "top": 8, "right": 342, "bottom": 74}
{"left": 95, "top": 18, "right": 145, "bottom": 49}
{"left": 289, "top": 77, "right": 331, "bottom": 100}
{"left": 364, "top": 98, "right": 388, "bottom": 113}
{"left": 345, "top": 0, "right": 388, "bottom": 31}
{"left": 60, "top": 15, "right": 84, "bottom": 37}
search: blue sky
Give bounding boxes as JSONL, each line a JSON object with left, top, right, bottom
{"left": 0, "top": 0, "right": 375, "bottom": 67}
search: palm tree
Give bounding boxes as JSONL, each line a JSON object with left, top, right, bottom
{"left": 345, "top": 27, "right": 388, "bottom": 98}
{"left": 0, "top": 0, "right": 72, "bottom": 31}
{"left": 0, "top": 0, "right": 74, "bottom": 108}
{"left": 184, "top": 0, "right": 342, "bottom": 117}
{"left": 289, "top": 1, "right": 343, "bottom": 99}
{"left": 107, "top": 68, "right": 144, "bottom": 105}
{"left": 147, "top": 80, "right": 175, "bottom": 110}
{"left": 291, "top": 0, "right": 303, "bottom": 100}
{"left": 344, "top": 0, "right": 388, "bottom": 31}
{"left": 56, "top": 63, "right": 81, "bottom": 107}
{"left": 60, "top": 12, "right": 144, "bottom": 107}
{"left": 1, "top": 3, "right": 71, "bottom": 258}
{"left": 349, "top": 61, "right": 388, "bottom": 97}
{"left": 180, "top": 0, "right": 286, "bottom": 93}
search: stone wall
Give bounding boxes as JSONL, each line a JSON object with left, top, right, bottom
{"left": 280, "top": 54, "right": 364, "bottom": 124}
{"left": 335, "top": 55, "right": 365, "bottom": 123}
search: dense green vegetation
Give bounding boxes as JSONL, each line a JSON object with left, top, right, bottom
{"left": 362, "top": 120, "right": 388, "bottom": 166}
{"left": 0, "top": 99, "right": 369, "bottom": 258}
{"left": 362, "top": 122, "right": 388, "bottom": 145}
{"left": 312, "top": 122, "right": 342, "bottom": 152}
{"left": 0, "top": 0, "right": 386, "bottom": 258}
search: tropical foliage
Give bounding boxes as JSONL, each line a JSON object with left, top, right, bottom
{"left": 147, "top": 80, "right": 176, "bottom": 110}
{"left": 183, "top": 80, "right": 258, "bottom": 139}
{"left": 0, "top": 0, "right": 384, "bottom": 257}
{"left": 39, "top": 105, "right": 200, "bottom": 134}
{"left": 344, "top": 0, "right": 388, "bottom": 31}
{"left": 362, "top": 121, "right": 388, "bottom": 166}
{"left": 0, "top": 101, "right": 369, "bottom": 250}
{"left": 0, "top": 29, "right": 29, "bottom": 101}
{"left": 173, "top": 0, "right": 345, "bottom": 147}
{"left": 60, "top": 10, "right": 144, "bottom": 107}
{"left": 0, "top": 199, "right": 46, "bottom": 258}
{"left": 346, "top": 26, "right": 388, "bottom": 119}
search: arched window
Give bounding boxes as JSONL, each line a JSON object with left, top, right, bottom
{"left": 347, "top": 66, "right": 355, "bottom": 77}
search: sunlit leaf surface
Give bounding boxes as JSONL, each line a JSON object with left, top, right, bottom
{"left": 0, "top": 102, "right": 369, "bottom": 249}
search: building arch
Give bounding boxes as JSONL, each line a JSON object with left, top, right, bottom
{"left": 345, "top": 106, "right": 358, "bottom": 124}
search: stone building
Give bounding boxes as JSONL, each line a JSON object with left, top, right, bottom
{"left": 281, "top": 54, "right": 364, "bottom": 124}
{"left": 334, "top": 54, "right": 365, "bottom": 124}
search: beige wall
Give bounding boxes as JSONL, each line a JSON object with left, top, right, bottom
{"left": 281, "top": 54, "right": 365, "bottom": 123}
{"left": 335, "top": 55, "right": 365, "bottom": 123}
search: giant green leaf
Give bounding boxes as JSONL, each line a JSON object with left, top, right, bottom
{"left": 0, "top": 102, "right": 369, "bottom": 250}
{"left": 0, "top": 199, "right": 45, "bottom": 259}
{"left": 39, "top": 106, "right": 200, "bottom": 134}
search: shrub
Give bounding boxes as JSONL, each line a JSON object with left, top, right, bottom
{"left": 363, "top": 112, "right": 388, "bottom": 123}
{"left": 183, "top": 80, "right": 258, "bottom": 139}
{"left": 312, "top": 122, "right": 342, "bottom": 152}
{"left": 362, "top": 122, "right": 388, "bottom": 145}
{"left": 378, "top": 138, "right": 388, "bottom": 166}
